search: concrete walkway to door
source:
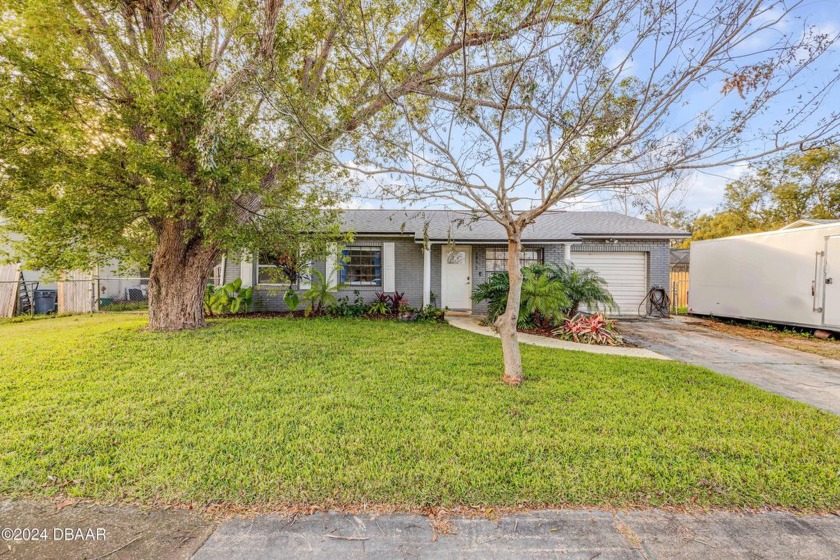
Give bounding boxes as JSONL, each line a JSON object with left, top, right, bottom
{"left": 620, "top": 316, "right": 840, "bottom": 415}
{"left": 446, "top": 315, "right": 670, "bottom": 360}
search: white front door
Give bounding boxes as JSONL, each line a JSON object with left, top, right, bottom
{"left": 441, "top": 246, "right": 472, "bottom": 310}
{"left": 824, "top": 236, "right": 840, "bottom": 328}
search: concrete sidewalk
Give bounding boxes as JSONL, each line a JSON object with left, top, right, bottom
{"left": 192, "top": 509, "right": 840, "bottom": 559}
{"left": 446, "top": 316, "right": 670, "bottom": 360}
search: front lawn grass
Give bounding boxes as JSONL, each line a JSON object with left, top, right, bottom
{"left": 1, "top": 314, "right": 839, "bottom": 510}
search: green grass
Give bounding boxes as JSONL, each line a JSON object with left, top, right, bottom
{"left": 1, "top": 314, "right": 839, "bottom": 510}
{"left": 100, "top": 301, "right": 149, "bottom": 312}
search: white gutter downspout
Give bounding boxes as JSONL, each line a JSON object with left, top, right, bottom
{"left": 422, "top": 244, "right": 432, "bottom": 307}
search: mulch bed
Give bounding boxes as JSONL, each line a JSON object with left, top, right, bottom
{"left": 211, "top": 311, "right": 419, "bottom": 321}
{"left": 517, "top": 324, "right": 633, "bottom": 347}
{"left": 518, "top": 326, "right": 556, "bottom": 337}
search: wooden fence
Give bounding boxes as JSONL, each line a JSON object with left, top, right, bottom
{"left": 670, "top": 270, "right": 689, "bottom": 314}
{"left": 0, "top": 264, "right": 20, "bottom": 318}
{"left": 57, "top": 272, "right": 97, "bottom": 314}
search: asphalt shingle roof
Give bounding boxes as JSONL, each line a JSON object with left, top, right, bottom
{"left": 340, "top": 209, "right": 689, "bottom": 242}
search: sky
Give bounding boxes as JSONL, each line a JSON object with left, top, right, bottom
{"left": 673, "top": 0, "right": 840, "bottom": 215}
{"left": 344, "top": 0, "right": 840, "bottom": 219}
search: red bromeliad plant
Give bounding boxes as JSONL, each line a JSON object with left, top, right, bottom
{"left": 554, "top": 314, "right": 623, "bottom": 346}
{"left": 388, "top": 292, "right": 409, "bottom": 313}
{"left": 372, "top": 292, "right": 410, "bottom": 315}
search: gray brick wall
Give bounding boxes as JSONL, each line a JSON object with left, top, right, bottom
{"left": 251, "top": 237, "right": 426, "bottom": 312}
{"left": 222, "top": 255, "right": 242, "bottom": 285}
{"left": 234, "top": 237, "right": 670, "bottom": 314}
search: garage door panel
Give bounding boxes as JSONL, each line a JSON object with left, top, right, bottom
{"left": 571, "top": 252, "right": 647, "bottom": 316}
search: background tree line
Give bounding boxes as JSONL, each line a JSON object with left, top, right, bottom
{"left": 690, "top": 146, "right": 840, "bottom": 242}
{"left": 621, "top": 146, "right": 840, "bottom": 246}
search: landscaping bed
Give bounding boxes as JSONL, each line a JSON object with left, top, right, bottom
{"left": 1, "top": 314, "right": 839, "bottom": 511}
{"left": 473, "top": 262, "right": 627, "bottom": 346}
{"left": 517, "top": 318, "right": 635, "bottom": 347}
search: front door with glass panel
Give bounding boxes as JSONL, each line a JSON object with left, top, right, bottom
{"left": 441, "top": 246, "right": 472, "bottom": 310}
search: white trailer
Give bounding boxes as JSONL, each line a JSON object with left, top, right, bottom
{"left": 689, "top": 222, "right": 840, "bottom": 331}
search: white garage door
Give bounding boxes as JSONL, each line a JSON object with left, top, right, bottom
{"left": 571, "top": 252, "right": 647, "bottom": 316}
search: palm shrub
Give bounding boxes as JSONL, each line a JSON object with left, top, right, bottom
{"left": 520, "top": 265, "right": 570, "bottom": 328}
{"left": 303, "top": 269, "right": 346, "bottom": 316}
{"left": 549, "top": 262, "right": 616, "bottom": 316}
{"left": 472, "top": 265, "right": 569, "bottom": 328}
{"left": 471, "top": 271, "right": 511, "bottom": 323}
{"left": 472, "top": 262, "right": 615, "bottom": 327}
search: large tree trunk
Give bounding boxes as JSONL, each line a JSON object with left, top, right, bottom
{"left": 147, "top": 219, "right": 219, "bottom": 331}
{"left": 494, "top": 232, "right": 524, "bottom": 385}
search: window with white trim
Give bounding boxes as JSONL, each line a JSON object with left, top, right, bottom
{"left": 485, "top": 248, "right": 543, "bottom": 275}
{"left": 257, "top": 252, "right": 296, "bottom": 285}
{"left": 339, "top": 246, "right": 382, "bottom": 286}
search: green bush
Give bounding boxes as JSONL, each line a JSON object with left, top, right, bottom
{"left": 472, "top": 262, "right": 615, "bottom": 327}
{"left": 303, "top": 269, "right": 346, "bottom": 316}
{"left": 520, "top": 265, "right": 570, "bottom": 328}
{"left": 204, "top": 278, "right": 253, "bottom": 316}
{"left": 550, "top": 262, "right": 616, "bottom": 316}
{"left": 414, "top": 304, "right": 446, "bottom": 322}
{"left": 471, "top": 271, "right": 510, "bottom": 323}
{"left": 327, "top": 292, "right": 368, "bottom": 317}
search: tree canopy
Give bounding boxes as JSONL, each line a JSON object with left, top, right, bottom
{"left": 339, "top": 0, "right": 840, "bottom": 383}
{"left": 691, "top": 146, "right": 840, "bottom": 242}
{"left": 0, "top": 0, "right": 556, "bottom": 329}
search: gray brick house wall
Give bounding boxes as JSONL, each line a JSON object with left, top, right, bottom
{"left": 230, "top": 236, "right": 670, "bottom": 313}
{"left": 222, "top": 256, "right": 241, "bottom": 285}
{"left": 250, "top": 236, "right": 426, "bottom": 312}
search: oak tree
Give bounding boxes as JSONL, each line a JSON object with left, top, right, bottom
{"left": 0, "top": 0, "right": 551, "bottom": 329}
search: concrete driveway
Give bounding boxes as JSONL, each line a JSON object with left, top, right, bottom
{"left": 620, "top": 316, "right": 840, "bottom": 415}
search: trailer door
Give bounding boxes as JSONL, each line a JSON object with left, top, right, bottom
{"left": 825, "top": 236, "right": 840, "bottom": 328}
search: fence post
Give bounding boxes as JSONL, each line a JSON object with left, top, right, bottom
{"left": 671, "top": 280, "right": 676, "bottom": 314}
{"left": 93, "top": 268, "right": 100, "bottom": 313}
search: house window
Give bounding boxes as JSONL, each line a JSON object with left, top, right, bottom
{"left": 340, "top": 246, "right": 382, "bottom": 286}
{"left": 257, "top": 252, "right": 296, "bottom": 285}
{"left": 485, "top": 248, "right": 543, "bottom": 275}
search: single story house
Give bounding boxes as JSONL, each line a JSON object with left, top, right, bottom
{"left": 222, "top": 209, "right": 688, "bottom": 316}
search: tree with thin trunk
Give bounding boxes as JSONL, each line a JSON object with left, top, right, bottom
{"left": 343, "top": 0, "right": 840, "bottom": 384}
{"left": 608, "top": 153, "right": 697, "bottom": 232}
{"left": 0, "top": 0, "right": 554, "bottom": 330}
